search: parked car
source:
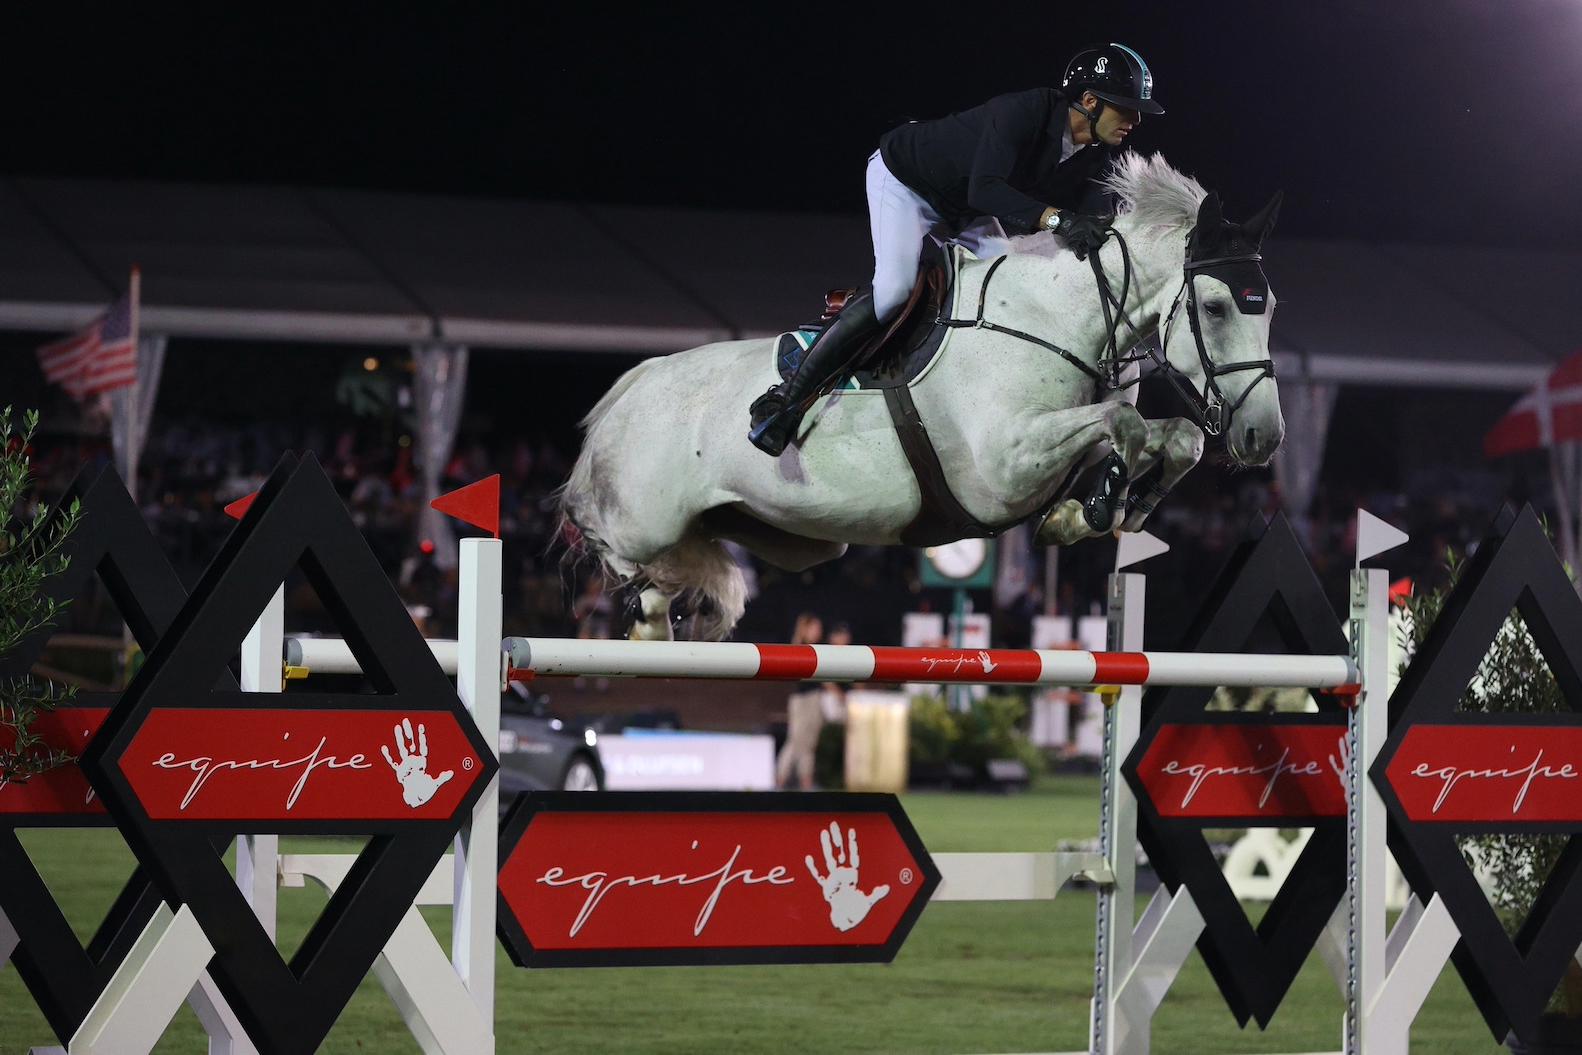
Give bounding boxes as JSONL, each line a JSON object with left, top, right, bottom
{"left": 499, "top": 682, "right": 604, "bottom": 793}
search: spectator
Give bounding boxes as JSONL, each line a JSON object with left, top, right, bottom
{"left": 775, "top": 612, "right": 824, "bottom": 790}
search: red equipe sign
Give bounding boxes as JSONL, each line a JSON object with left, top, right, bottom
{"left": 497, "top": 793, "right": 940, "bottom": 967}
{"left": 1385, "top": 725, "right": 1582, "bottom": 822}
{"left": 0, "top": 708, "right": 109, "bottom": 817}
{"left": 116, "top": 709, "right": 483, "bottom": 822}
{"left": 1133, "top": 723, "right": 1348, "bottom": 820}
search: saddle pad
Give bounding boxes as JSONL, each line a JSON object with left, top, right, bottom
{"left": 774, "top": 330, "right": 861, "bottom": 391}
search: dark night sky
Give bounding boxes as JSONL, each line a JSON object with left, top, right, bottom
{"left": 4, "top": 1, "right": 1580, "bottom": 247}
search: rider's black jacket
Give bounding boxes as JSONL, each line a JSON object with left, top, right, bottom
{"left": 879, "top": 87, "right": 1116, "bottom": 235}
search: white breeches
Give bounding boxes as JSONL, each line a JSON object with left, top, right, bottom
{"left": 865, "top": 150, "right": 1011, "bottom": 321}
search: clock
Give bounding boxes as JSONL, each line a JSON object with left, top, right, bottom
{"left": 920, "top": 538, "right": 995, "bottom": 589}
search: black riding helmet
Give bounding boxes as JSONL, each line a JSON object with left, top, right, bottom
{"left": 1062, "top": 43, "right": 1165, "bottom": 116}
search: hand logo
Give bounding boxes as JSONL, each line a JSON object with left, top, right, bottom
{"left": 380, "top": 718, "right": 453, "bottom": 808}
{"left": 977, "top": 651, "right": 997, "bottom": 674}
{"left": 805, "top": 821, "right": 889, "bottom": 932}
{"left": 1328, "top": 733, "right": 1352, "bottom": 794}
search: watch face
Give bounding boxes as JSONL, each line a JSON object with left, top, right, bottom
{"left": 928, "top": 539, "right": 987, "bottom": 579}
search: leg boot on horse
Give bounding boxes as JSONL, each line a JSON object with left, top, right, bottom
{"left": 1082, "top": 451, "right": 1131, "bottom": 533}
{"left": 748, "top": 289, "right": 882, "bottom": 456}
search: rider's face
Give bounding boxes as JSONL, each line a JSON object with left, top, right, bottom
{"left": 1094, "top": 98, "right": 1141, "bottom": 146}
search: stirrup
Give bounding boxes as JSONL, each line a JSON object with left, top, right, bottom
{"left": 750, "top": 386, "right": 786, "bottom": 429}
{"left": 748, "top": 404, "right": 803, "bottom": 457}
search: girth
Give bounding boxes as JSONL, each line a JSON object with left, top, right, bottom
{"left": 882, "top": 385, "right": 999, "bottom": 547}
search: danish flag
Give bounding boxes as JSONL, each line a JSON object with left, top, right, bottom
{"left": 1485, "top": 350, "right": 1582, "bottom": 457}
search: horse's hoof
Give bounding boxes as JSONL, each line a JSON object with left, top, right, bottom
{"left": 1036, "top": 500, "right": 1089, "bottom": 546}
{"left": 629, "top": 620, "right": 672, "bottom": 642}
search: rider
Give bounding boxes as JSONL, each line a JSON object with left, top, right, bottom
{"left": 748, "top": 43, "right": 1164, "bottom": 457}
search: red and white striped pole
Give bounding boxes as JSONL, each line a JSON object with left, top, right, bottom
{"left": 503, "top": 637, "right": 1359, "bottom": 692}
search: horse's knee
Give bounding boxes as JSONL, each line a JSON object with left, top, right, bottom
{"left": 1166, "top": 420, "right": 1206, "bottom": 466}
{"left": 1104, "top": 404, "right": 1149, "bottom": 462}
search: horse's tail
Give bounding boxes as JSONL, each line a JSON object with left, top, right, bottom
{"left": 554, "top": 356, "right": 660, "bottom": 561}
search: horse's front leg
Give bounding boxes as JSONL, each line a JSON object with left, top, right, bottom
{"left": 1013, "top": 402, "right": 1150, "bottom": 548}
{"left": 1117, "top": 416, "right": 1205, "bottom": 533}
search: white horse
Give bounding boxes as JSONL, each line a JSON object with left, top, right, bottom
{"left": 558, "top": 153, "right": 1285, "bottom": 640}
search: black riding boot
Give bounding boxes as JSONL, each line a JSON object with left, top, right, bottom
{"left": 748, "top": 290, "right": 882, "bottom": 456}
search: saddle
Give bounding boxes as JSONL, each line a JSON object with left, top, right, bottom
{"left": 774, "top": 244, "right": 1003, "bottom": 547}
{"left": 775, "top": 243, "right": 954, "bottom": 389}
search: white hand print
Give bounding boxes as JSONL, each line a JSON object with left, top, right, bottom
{"left": 380, "top": 717, "right": 454, "bottom": 808}
{"left": 977, "top": 651, "right": 997, "bottom": 674}
{"left": 805, "top": 821, "right": 890, "bottom": 932}
{"left": 1328, "top": 733, "right": 1352, "bottom": 794}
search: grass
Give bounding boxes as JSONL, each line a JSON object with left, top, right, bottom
{"left": 0, "top": 776, "right": 1505, "bottom": 1053}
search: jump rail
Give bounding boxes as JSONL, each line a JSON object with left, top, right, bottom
{"left": 502, "top": 637, "right": 1361, "bottom": 691}
{"left": 285, "top": 635, "right": 459, "bottom": 676}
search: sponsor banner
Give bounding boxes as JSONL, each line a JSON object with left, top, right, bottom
{"left": 1134, "top": 723, "right": 1348, "bottom": 820}
{"left": 1385, "top": 725, "right": 1582, "bottom": 822}
{"left": 0, "top": 708, "right": 109, "bottom": 817}
{"left": 117, "top": 709, "right": 483, "bottom": 821}
{"left": 497, "top": 793, "right": 939, "bottom": 967}
{"left": 598, "top": 733, "right": 775, "bottom": 791}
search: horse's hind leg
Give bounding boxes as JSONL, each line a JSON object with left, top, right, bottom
{"left": 698, "top": 505, "right": 848, "bottom": 572}
{"left": 627, "top": 584, "right": 679, "bottom": 641}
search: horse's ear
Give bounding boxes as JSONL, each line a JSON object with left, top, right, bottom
{"left": 1196, "top": 191, "right": 1224, "bottom": 232}
{"left": 1244, "top": 190, "right": 1284, "bottom": 245}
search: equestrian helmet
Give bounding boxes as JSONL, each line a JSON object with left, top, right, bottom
{"left": 1062, "top": 43, "right": 1164, "bottom": 115}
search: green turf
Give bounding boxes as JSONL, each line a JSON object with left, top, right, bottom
{"left": 0, "top": 777, "right": 1505, "bottom": 1053}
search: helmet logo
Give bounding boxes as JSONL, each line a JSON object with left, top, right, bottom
{"left": 1094, "top": 56, "right": 1108, "bottom": 74}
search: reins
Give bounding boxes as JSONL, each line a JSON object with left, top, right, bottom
{"left": 933, "top": 224, "right": 1276, "bottom": 438}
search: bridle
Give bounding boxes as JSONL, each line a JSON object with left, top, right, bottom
{"left": 936, "top": 223, "right": 1276, "bottom": 439}
{"left": 1151, "top": 244, "right": 1277, "bottom": 437}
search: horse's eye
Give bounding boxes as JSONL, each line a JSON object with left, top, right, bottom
{"left": 1205, "top": 301, "right": 1226, "bottom": 318}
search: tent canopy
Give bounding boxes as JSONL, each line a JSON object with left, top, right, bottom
{"left": 1, "top": 176, "right": 1570, "bottom": 390}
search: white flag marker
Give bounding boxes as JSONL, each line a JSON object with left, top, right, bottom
{"left": 1115, "top": 530, "right": 1171, "bottom": 571}
{"left": 1356, "top": 509, "right": 1409, "bottom": 566}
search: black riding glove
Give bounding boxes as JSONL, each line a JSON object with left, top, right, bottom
{"left": 1055, "top": 212, "right": 1114, "bottom": 260}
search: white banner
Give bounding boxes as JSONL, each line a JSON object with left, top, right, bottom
{"left": 599, "top": 733, "right": 775, "bottom": 791}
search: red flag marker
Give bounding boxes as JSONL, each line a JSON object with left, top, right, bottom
{"left": 224, "top": 492, "right": 258, "bottom": 521}
{"left": 432, "top": 475, "right": 500, "bottom": 538}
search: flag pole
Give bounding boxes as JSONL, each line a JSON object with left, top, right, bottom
{"left": 125, "top": 267, "right": 141, "bottom": 503}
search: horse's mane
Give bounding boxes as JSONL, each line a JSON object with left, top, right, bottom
{"left": 1005, "top": 152, "right": 1206, "bottom": 258}
{"left": 1100, "top": 152, "right": 1207, "bottom": 230}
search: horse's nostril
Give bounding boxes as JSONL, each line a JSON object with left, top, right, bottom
{"left": 1244, "top": 427, "right": 1258, "bottom": 450}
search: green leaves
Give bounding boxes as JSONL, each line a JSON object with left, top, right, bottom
{"left": 1404, "top": 542, "right": 1577, "bottom": 1010}
{"left": 0, "top": 405, "right": 82, "bottom": 788}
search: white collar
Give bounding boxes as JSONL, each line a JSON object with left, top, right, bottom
{"left": 1061, "top": 122, "right": 1089, "bottom": 160}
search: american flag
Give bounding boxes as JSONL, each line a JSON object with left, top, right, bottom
{"left": 35, "top": 276, "right": 140, "bottom": 402}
